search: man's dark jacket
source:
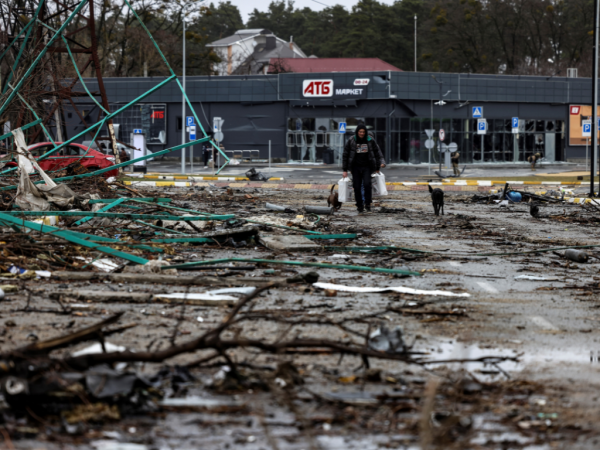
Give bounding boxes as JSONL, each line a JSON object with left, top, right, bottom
{"left": 342, "top": 130, "right": 386, "bottom": 172}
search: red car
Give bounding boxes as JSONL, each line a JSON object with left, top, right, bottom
{"left": 2, "top": 142, "right": 118, "bottom": 178}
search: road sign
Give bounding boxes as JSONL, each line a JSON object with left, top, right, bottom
{"left": 189, "top": 125, "right": 196, "bottom": 140}
{"left": 425, "top": 129, "right": 435, "bottom": 138}
{"left": 425, "top": 139, "right": 435, "bottom": 149}
{"left": 186, "top": 116, "right": 195, "bottom": 127}
{"left": 339, "top": 122, "right": 347, "bottom": 134}
{"left": 448, "top": 143, "right": 458, "bottom": 152}
{"left": 472, "top": 107, "right": 483, "bottom": 118}
{"left": 133, "top": 129, "right": 142, "bottom": 134}
{"left": 477, "top": 119, "right": 487, "bottom": 135}
{"left": 583, "top": 120, "right": 592, "bottom": 138}
{"left": 214, "top": 132, "right": 224, "bottom": 142}
{"left": 439, "top": 129, "right": 445, "bottom": 141}
{"left": 213, "top": 117, "right": 223, "bottom": 132}
{"left": 512, "top": 117, "right": 519, "bottom": 128}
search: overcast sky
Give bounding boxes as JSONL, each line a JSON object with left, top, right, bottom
{"left": 216, "top": 0, "right": 397, "bottom": 22}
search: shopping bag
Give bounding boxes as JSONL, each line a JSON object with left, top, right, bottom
{"left": 372, "top": 172, "right": 388, "bottom": 196}
{"left": 338, "top": 177, "right": 353, "bottom": 202}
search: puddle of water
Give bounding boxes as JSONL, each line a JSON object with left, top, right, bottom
{"left": 415, "top": 339, "right": 592, "bottom": 378}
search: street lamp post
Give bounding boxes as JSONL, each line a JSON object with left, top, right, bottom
{"left": 414, "top": 15, "right": 417, "bottom": 72}
{"left": 181, "top": 3, "right": 193, "bottom": 175}
{"left": 592, "top": 0, "right": 599, "bottom": 197}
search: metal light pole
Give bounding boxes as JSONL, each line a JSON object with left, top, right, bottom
{"left": 181, "top": 3, "right": 192, "bottom": 175}
{"left": 414, "top": 15, "right": 417, "bottom": 72}
{"left": 592, "top": 0, "right": 600, "bottom": 197}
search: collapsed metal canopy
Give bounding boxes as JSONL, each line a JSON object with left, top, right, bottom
{"left": 0, "top": 0, "right": 229, "bottom": 175}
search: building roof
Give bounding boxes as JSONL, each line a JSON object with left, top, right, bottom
{"left": 233, "top": 41, "right": 298, "bottom": 75}
{"left": 267, "top": 58, "right": 402, "bottom": 73}
{"left": 208, "top": 29, "right": 272, "bottom": 47}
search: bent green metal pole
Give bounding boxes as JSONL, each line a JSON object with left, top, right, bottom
{"left": 0, "top": 75, "right": 178, "bottom": 176}
{"left": 73, "top": 198, "right": 127, "bottom": 226}
{"left": 120, "top": 0, "right": 228, "bottom": 174}
{"left": 163, "top": 258, "right": 422, "bottom": 277}
{"left": 0, "top": 0, "right": 88, "bottom": 117}
{"left": 1, "top": 0, "right": 46, "bottom": 95}
{"left": 0, "top": 136, "right": 211, "bottom": 190}
{"left": 3, "top": 211, "right": 233, "bottom": 221}
{"left": 0, "top": 119, "right": 42, "bottom": 141}
{"left": 0, "top": 213, "right": 149, "bottom": 265}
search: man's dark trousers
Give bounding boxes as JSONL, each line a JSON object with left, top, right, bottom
{"left": 351, "top": 166, "right": 372, "bottom": 210}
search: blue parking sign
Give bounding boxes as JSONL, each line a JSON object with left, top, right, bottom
{"left": 512, "top": 117, "right": 519, "bottom": 128}
{"left": 186, "top": 116, "right": 195, "bottom": 127}
{"left": 583, "top": 121, "right": 592, "bottom": 137}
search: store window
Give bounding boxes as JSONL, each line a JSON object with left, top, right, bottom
{"left": 94, "top": 103, "right": 167, "bottom": 145}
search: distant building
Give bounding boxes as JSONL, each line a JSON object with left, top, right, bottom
{"left": 268, "top": 57, "right": 402, "bottom": 74}
{"left": 207, "top": 29, "right": 306, "bottom": 76}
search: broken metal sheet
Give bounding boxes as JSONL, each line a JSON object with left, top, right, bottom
{"left": 154, "top": 293, "right": 239, "bottom": 303}
{"left": 514, "top": 275, "right": 562, "bottom": 281}
{"left": 312, "top": 282, "right": 470, "bottom": 297}
{"left": 159, "top": 395, "right": 243, "bottom": 408}
{"left": 72, "top": 342, "right": 126, "bottom": 358}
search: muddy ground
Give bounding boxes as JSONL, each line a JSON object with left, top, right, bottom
{"left": 2, "top": 184, "right": 600, "bottom": 450}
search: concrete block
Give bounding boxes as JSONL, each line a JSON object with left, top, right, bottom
{"left": 259, "top": 235, "right": 320, "bottom": 251}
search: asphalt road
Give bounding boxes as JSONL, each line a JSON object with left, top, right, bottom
{"left": 144, "top": 160, "right": 590, "bottom": 182}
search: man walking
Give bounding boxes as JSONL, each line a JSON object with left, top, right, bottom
{"left": 342, "top": 124, "right": 385, "bottom": 213}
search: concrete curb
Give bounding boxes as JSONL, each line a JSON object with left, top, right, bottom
{"left": 124, "top": 180, "right": 577, "bottom": 192}
{"left": 127, "top": 174, "right": 285, "bottom": 181}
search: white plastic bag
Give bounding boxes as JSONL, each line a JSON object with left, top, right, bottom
{"left": 338, "top": 177, "right": 353, "bottom": 203}
{"left": 372, "top": 172, "right": 388, "bottom": 196}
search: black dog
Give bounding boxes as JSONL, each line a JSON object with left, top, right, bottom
{"left": 327, "top": 184, "right": 342, "bottom": 210}
{"left": 428, "top": 185, "right": 444, "bottom": 216}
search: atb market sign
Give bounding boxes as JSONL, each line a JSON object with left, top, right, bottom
{"left": 302, "top": 79, "right": 368, "bottom": 100}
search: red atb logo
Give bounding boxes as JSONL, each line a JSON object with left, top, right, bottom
{"left": 151, "top": 111, "right": 165, "bottom": 119}
{"left": 302, "top": 80, "right": 334, "bottom": 97}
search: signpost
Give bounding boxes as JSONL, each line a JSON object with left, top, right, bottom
{"left": 472, "top": 107, "right": 483, "bottom": 118}
{"left": 133, "top": 129, "right": 142, "bottom": 134}
{"left": 425, "top": 129, "right": 435, "bottom": 175}
{"left": 512, "top": 117, "right": 519, "bottom": 134}
{"left": 477, "top": 119, "right": 487, "bottom": 162}
{"left": 584, "top": 119, "right": 592, "bottom": 170}
{"left": 339, "top": 122, "right": 347, "bottom": 133}
{"left": 213, "top": 117, "right": 224, "bottom": 175}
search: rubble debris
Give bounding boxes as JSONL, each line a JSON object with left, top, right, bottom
{"left": 265, "top": 202, "right": 295, "bottom": 213}
{"left": 368, "top": 326, "right": 405, "bottom": 354}
{"left": 313, "top": 282, "right": 470, "bottom": 297}
{"left": 304, "top": 205, "right": 334, "bottom": 215}
{"left": 166, "top": 258, "right": 422, "bottom": 276}
{"left": 245, "top": 167, "right": 269, "bottom": 181}
{"left": 565, "top": 249, "right": 589, "bottom": 263}
{"left": 259, "top": 235, "right": 320, "bottom": 251}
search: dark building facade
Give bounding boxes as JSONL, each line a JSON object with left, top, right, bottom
{"left": 69, "top": 71, "right": 596, "bottom": 165}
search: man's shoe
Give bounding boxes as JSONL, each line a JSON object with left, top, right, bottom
{"left": 365, "top": 205, "right": 372, "bottom": 213}
{"left": 357, "top": 207, "right": 365, "bottom": 214}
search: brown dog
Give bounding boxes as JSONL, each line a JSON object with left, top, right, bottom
{"left": 328, "top": 184, "right": 342, "bottom": 210}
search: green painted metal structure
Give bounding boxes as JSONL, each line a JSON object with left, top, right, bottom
{"left": 2, "top": 211, "right": 233, "bottom": 221}
{"left": 1, "top": 0, "right": 230, "bottom": 177}
{"left": 0, "top": 212, "right": 149, "bottom": 264}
